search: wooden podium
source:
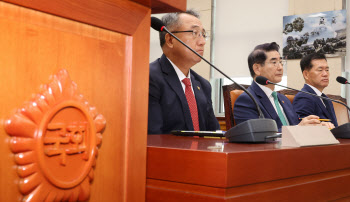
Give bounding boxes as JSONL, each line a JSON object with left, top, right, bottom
{"left": 0, "top": 0, "right": 185, "bottom": 201}
{"left": 147, "top": 135, "right": 350, "bottom": 201}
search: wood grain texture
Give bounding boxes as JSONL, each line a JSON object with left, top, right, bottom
{"left": 124, "top": 8, "right": 150, "bottom": 202}
{"left": 2, "top": 0, "right": 149, "bottom": 35}
{"left": 2, "top": 0, "right": 187, "bottom": 33}
{"left": 147, "top": 135, "right": 350, "bottom": 201}
{"left": 151, "top": 0, "right": 186, "bottom": 14}
{"left": 0, "top": 1, "right": 151, "bottom": 201}
{"left": 147, "top": 168, "right": 350, "bottom": 201}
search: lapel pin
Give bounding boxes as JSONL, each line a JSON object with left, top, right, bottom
{"left": 282, "top": 100, "right": 285, "bottom": 103}
{"left": 197, "top": 86, "right": 200, "bottom": 90}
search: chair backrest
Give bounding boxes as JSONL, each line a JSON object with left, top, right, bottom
{"left": 278, "top": 89, "right": 350, "bottom": 125}
{"left": 277, "top": 89, "right": 298, "bottom": 104}
{"left": 230, "top": 90, "right": 244, "bottom": 126}
{"left": 327, "top": 95, "right": 350, "bottom": 125}
{"left": 222, "top": 83, "right": 249, "bottom": 130}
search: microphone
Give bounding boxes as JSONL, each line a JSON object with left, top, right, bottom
{"left": 256, "top": 76, "right": 350, "bottom": 139}
{"left": 151, "top": 17, "right": 165, "bottom": 32}
{"left": 151, "top": 17, "right": 278, "bottom": 143}
{"left": 336, "top": 76, "right": 349, "bottom": 84}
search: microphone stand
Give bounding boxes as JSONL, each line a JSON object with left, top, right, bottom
{"left": 269, "top": 81, "right": 350, "bottom": 112}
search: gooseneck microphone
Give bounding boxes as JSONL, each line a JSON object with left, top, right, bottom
{"left": 151, "top": 17, "right": 278, "bottom": 142}
{"left": 256, "top": 76, "right": 350, "bottom": 138}
{"left": 336, "top": 76, "right": 349, "bottom": 84}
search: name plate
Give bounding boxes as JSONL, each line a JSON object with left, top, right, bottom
{"left": 281, "top": 126, "right": 339, "bottom": 147}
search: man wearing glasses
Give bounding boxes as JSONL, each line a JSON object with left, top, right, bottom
{"left": 233, "top": 42, "right": 331, "bottom": 132}
{"left": 293, "top": 53, "right": 338, "bottom": 127}
{"left": 148, "top": 10, "right": 220, "bottom": 134}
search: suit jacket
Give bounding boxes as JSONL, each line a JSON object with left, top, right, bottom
{"left": 293, "top": 84, "right": 338, "bottom": 127}
{"left": 234, "top": 81, "right": 299, "bottom": 132}
{"left": 148, "top": 54, "right": 220, "bottom": 134}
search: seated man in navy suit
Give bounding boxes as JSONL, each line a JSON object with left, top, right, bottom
{"left": 293, "top": 53, "right": 338, "bottom": 127}
{"left": 234, "top": 42, "right": 333, "bottom": 132}
{"left": 148, "top": 10, "right": 220, "bottom": 134}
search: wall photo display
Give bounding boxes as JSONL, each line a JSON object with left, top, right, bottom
{"left": 282, "top": 9, "right": 346, "bottom": 59}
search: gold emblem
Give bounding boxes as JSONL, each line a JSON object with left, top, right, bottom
{"left": 5, "top": 69, "right": 106, "bottom": 201}
{"left": 197, "top": 86, "right": 200, "bottom": 90}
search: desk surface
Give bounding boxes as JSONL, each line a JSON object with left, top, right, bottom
{"left": 147, "top": 135, "right": 350, "bottom": 201}
{"left": 148, "top": 134, "right": 350, "bottom": 152}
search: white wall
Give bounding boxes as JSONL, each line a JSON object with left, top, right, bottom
{"left": 287, "top": 0, "right": 343, "bottom": 95}
{"left": 149, "top": 0, "right": 212, "bottom": 80}
{"left": 213, "top": 0, "right": 289, "bottom": 78}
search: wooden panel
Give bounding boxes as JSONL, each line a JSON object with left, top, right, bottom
{"left": 147, "top": 135, "right": 350, "bottom": 201}
{"left": 125, "top": 8, "right": 150, "bottom": 202}
{"left": 2, "top": 0, "right": 149, "bottom": 35}
{"left": 0, "top": 1, "right": 150, "bottom": 201}
{"left": 147, "top": 168, "right": 350, "bottom": 201}
{"left": 151, "top": 0, "right": 186, "bottom": 14}
{"left": 2, "top": 0, "right": 187, "bottom": 33}
{"left": 132, "top": 0, "right": 151, "bottom": 7}
{"left": 148, "top": 135, "right": 350, "bottom": 188}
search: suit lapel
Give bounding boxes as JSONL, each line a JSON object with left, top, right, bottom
{"left": 160, "top": 55, "right": 194, "bottom": 130}
{"left": 303, "top": 84, "right": 333, "bottom": 119}
{"left": 251, "top": 82, "right": 281, "bottom": 126}
{"left": 278, "top": 93, "right": 295, "bottom": 124}
{"left": 322, "top": 95, "right": 337, "bottom": 122}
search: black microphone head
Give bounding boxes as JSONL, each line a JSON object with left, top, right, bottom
{"left": 151, "top": 17, "right": 165, "bottom": 32}
{"left": 256, "top": 76, "right": 269, "bottom": 85}
{"left": 336, "top": 76, "right": 348, "bottom": 84}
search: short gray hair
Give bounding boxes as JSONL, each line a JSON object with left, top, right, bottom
{"left": 159, "top": 9, "right": 200, "bottom": 47}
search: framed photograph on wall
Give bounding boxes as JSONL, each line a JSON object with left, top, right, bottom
{"left": 282, "top": 9, "right": 346, "bottom": 59}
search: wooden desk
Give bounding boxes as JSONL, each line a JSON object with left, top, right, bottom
{"left": 147, "top": 135, "right": 350, "bottom": 201}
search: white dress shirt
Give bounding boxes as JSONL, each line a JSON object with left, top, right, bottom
{"left": 167, "top": 57, "right": 195, "bottom": 95}
{"left": 255, "top": 81, "right": 290, "bottom": 125}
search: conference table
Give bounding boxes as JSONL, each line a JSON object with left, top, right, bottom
{"left": 146, "top": 135, "right": 350, "bottom": 201}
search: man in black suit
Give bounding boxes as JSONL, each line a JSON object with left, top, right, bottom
{"left": 293, "top": 53, "right": 337, "bottom": 127}
{"left": 148, "top": 10, "right": 220, "bottom": 134}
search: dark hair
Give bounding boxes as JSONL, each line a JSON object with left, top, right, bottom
{"left": 159, "top": 9, "right": 200, "bottom": 47}
{"left": 247, "top": 42, "right": 280, "bottom": 77}
{"left": 300, "top": 53, "right": 327, "bottom": 72}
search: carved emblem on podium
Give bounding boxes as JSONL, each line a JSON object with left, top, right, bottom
{"left": 4, "top": 69, "right": 106, "bottom": 201}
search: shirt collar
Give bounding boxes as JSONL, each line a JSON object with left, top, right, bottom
{"left": 167, "top": 57, "right": 191, "bottom": 81}
{"left": 306, "top": 84, "right": 323, "bottom": 96}
{"left": 255, "top": 81, "right": 274, "bottom": 97}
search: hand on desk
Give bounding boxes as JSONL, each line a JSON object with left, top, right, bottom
{"left": 298, "top": 115, "right": 335, "bottom": 129}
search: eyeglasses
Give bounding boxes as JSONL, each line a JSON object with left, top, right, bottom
{"left": 171, "top": 30, "right": 208, "bottom": 40}
{"left": 265, "top": 60, "right": 287, "bottom": 67}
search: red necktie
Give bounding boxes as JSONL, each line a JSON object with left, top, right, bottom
{"left": 182, "top": 78, "right": 200, "bottom": 131}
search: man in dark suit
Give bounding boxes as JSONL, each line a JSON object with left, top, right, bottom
{"left": 293, "top": 53, "right": 338, "bottom": 127}
{"left": 148, "top": 10, "right": 219, "bottom": 134}
{"left": 234, "top": 42, "right": 332, "bottom": 132}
